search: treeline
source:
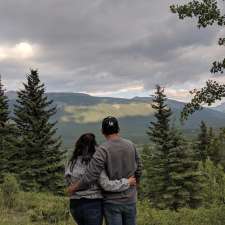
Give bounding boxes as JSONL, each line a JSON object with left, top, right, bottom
{"left": 0, "top": 71, "right": 225, "bottom": 210}
{"left": 141, "top": 85, "right": 225, "bottom": 210}
{"left": 0, "top": 70, "right": 65, "bottom": 194}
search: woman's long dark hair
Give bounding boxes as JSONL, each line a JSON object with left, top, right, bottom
{"left": 69, "top": 133, "right": 97, "bottom": 171}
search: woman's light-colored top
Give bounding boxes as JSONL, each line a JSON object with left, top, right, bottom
{"left": 65, "top": 157, "right": 130, "bottom": 199}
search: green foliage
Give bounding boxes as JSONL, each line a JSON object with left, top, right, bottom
{"left": 27, "top": 193, "right": 70, "bottom": 224}
{"left": 171, "top": 0, "right": 225, "bottom": 74}
{"left": 145, "top": 86, "right": 203, "bottom": 210}
{"left": 166, "top": 129, "right": 203, "bottom": 209}
{"left": 145, "top": 85, "right": 172, "bottom": 208}
{"left": 138, "top": 200, "right": 225, "bottom": 225}
{"left": 207, "top": 128, "right": 225, "bottom": 168}
{"left": 13, "top": 69, "right": 65, "bottom": 194}
{"left": 170, "top": 1, "right": 225, "bottom": 120}
{"left": 200, "top": 159, "right": 225, "bottom": 206}
{"left": 147, "top": 85, "right": 172, "bottom": 146}
{"left": 0, "top": 77, "right": 19, "bottom": 184}
{"left": 0, "top": 76, "right": 9, "bottom": 124}
{"left": 0, "top": 191, "right": 72, "bottom": 225}
{"left": 195, "top": 121, "right": 210, "bottom": 162}
{"left": 180, "top": 80, "right": 225, "bottom": 120}
{"left": 1, "top": 190, "right": 225, "bottom": 225}
{"left": 1, "top": 174, "right": 20, "bottom": 209}
{"left": 0, "top": 77, "right": 10, "bottom": 183}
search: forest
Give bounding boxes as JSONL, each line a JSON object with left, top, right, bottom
{"left": 1, "top": 0, "right": 225, "bottom": 224}
{"left": 0, "top": 69, "right": 225, "bottom": 225}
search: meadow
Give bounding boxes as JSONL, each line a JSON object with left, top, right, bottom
{"left": 0, "top": 176, "right": 225, "bottom": 225}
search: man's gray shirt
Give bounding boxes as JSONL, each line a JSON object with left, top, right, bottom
{"left": 79, "top": 137, "right": 143, "bottom": 203}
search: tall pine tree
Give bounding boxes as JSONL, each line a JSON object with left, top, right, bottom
{"left": 196, "top": 121, "right": 210, "bottom": 163}
{"left": 0, "top": 76, "right": 19, "bottom": 183}
{"left": 0, "top": 76, "right": 10, "bottom": 182}
{"left": 145, "top": 85, "right": 203, "bottom": 210}
{"left": 166, "top": 128, "right": 203, "bottom": 209}
{"left": 14, "top": 69, "right": 65, "bottom": 194}
{"left": 145, "top": 85, "right": 172, "bottom": 208}
{"left": 0, "top": 75, "right": 9, "bottom": 124}
{"left": 208, "top": 128, "right": 225, "bottom": 169}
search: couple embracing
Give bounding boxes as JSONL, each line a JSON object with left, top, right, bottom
{"left": 65, "top": 116, "right": 143, "bottom": 225}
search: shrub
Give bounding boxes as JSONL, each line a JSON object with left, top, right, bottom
{"left": 1, "top": 174, "right": 20, "bottom": 208}
{"left": 137, "top": 200, "right": 225, "bottom": 225}
{"left": 0, "top": 188, "right": 3, "bottom": 208}
{"left": 25, "top": 193, "right": 70, "bottom": 224}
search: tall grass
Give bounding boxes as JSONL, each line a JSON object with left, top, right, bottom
{"left": 0, "top": 175, "right": 225, "bottom": 225}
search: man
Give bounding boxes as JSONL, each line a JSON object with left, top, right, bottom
{"left": 68, "top": 116, "right": 143, "bottom": 225}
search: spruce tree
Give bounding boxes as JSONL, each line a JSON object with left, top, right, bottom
{"left": 14, "top": 69, "right": 65, "bottom": 194}
{"left": 145, "top": 85, "right": 203, "bottom": 210}
{"left": 200, "top": 159, "right": 225, "bottom": 206}
{"left": 147, "top": 85, "right": 172, "bottom": 145}
{"left": 196, "top": 121, "right": 210, "bottom": 162}
{"left": 208, "top": 128, "right": 225, "bottom": 169}
{"left": 146, "top": 85, "right": 172, "bottom": 208}
{"left": 166, "top": 128, "right": 203, "bottom": 209}
{"left": 0, "top": 76, "right": 9, "bottom": 124}
{"left": 0, "top": 77, "right": 19, "bottom": 183}
{"left": 0, "top": 76, "right": 10, "bottom": 182}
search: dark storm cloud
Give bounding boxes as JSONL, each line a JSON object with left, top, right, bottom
{"left": 0, "top": 0, "right": 223, "bottom": 99}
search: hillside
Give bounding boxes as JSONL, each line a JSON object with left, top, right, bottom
{"left": 6, "top": 91, "right": 225, "bottom": 147}
{"left": 213, "top": 102, "right": 225, "bottom": 112}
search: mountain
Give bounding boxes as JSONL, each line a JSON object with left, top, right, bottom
{"left": 6, "top": 91, "right": 225, "bottom": 147}
{"left": 213, "top": 102, "right": 225, "bottom": 112}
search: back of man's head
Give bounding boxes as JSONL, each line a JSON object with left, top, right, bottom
{"left": 102, "top": 116, "right": 120, "bottom": 135}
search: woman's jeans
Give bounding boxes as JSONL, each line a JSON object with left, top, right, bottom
{"left": 104, "top": 202, "right": 136, "bottom": 225}
{"left": 70, "top": 198, "right": 103, "bottom": 225}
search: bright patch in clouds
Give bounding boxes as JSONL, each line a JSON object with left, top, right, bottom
{"left": 86, "top": 84, "right": 144, "bottom": 97}
{"left": 0, "top": 42, "right": 37, "bottom": 60}
{"left": 166, "top": 88, "right": 191, "bottom": 102}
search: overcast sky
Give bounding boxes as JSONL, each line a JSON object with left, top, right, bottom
{"left": 0, "top": 0, "right": 224, "bottom": 101}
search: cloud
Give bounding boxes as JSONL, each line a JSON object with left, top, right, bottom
{"left": 0, "top": 0, "right": 224, "bottom": 101}
{"left": 0, "top": 42, "right": 38, "bottom": 61}
{"left": 86, "top": 84, "right": 144, "bottom": 97}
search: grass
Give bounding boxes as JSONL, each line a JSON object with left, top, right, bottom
{"left": 1, "top": 191, "right": 225, "bottom": 225}
{"left": 61, "top": 103, "right": 155, "bottom": 123}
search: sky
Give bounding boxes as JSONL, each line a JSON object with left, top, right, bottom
{"left": 0, "top": 0, "right": 224, "bottom": 102}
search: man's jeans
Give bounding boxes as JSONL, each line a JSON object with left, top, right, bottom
{"left": 70, "top": 199, "right": 103, "bottom": 225}
{"left": 104, "top": 202, "right": 136, "bottom": 225}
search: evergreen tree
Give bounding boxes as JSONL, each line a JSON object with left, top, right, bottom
{"left": 208, "top": 128, "right": 225, "bottom": 169}
{"left": 147, "top": 85, "right": 172, "bottom": 145}
{"left": 200, "top": 159, "right": 225, "bottom": 206}
{"left": 208, "top": 127, "right": 214, "bottom": 141}
{"left": 146, "top": 85, "right": 172, "bottom": 208}
{"left": 0, "top": 77, "right": 19, "bottom": 183}
{"left": 196, "top": 121, "right": 210, "bottom": 162}
{"left": 13, "top": 69, "right": 65, "bottom": 194}
{"left": 0, "top": 75, "right": 9, "bottom": 124}
{"left": 145, "top": 85, "right": 203, "bottom": 210}
{"left": 140, "top": 144, "right": 153, "bottom": 199}
{"left": 166, "top": 128, "right": 203, "bottom": 209}
{"left": 0, "top": 76, "right": 10, "bottom": 182}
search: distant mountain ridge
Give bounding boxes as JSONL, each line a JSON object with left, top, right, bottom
{"left": 6, "top": 91, "right": 225, "bottom": 147}
{"left": 213, "top": 102, "right": 225, "bottom": 112}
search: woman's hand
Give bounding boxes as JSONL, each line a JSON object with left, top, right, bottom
{"left": 128, "top": 176, "right": 136, "bottom": 186}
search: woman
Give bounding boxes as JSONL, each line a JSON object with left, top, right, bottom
{"left": 65, "top": 133, "right": 136, "bottom": 225}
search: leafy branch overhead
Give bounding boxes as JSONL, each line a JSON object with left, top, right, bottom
{"left": 170, "top": 0, "right": 225, "bottom": 74}
{"left": 170, "top": 0, "right": 225, "bottom": 120}
{"left": 181, "top": 80, "right": 225, "bottom": 120}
